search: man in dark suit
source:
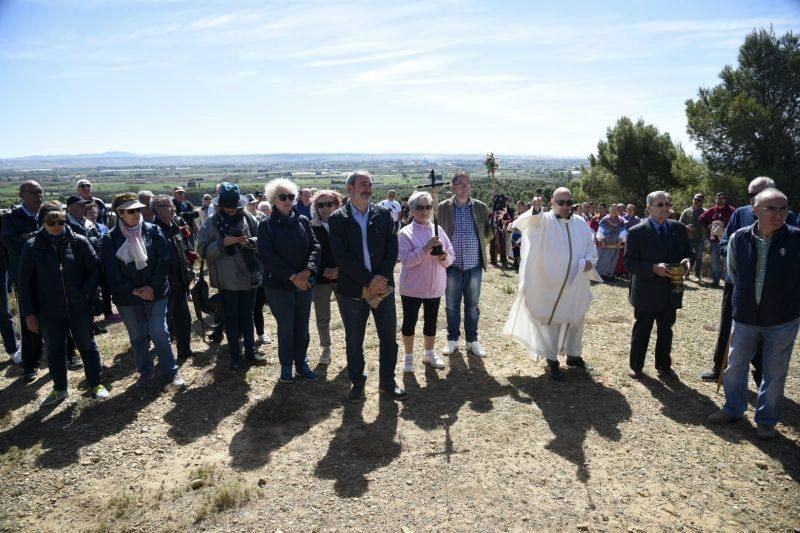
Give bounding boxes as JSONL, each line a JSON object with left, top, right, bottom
{"left": 329, "top": 171, "right": 407, "bottom": 403}
{"left": 624, "top": 190, "right": 692, "bottom": 380}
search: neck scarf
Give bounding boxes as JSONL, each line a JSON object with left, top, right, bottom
{"left": 116, "top": 220, "right": 149, "bottom": 270}
{"left": 215, "top": 210, "right": 246, "bottom": 256}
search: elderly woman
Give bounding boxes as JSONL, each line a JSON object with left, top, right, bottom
{"left": 309, "top": 189, "right": 343, "bottom": 365}
{"left": 258, "top": 178, "right": 321, "bottom": 383}
{"left": 596, "top": 206, "right": 626, "bottom": 280}
{"left": 198, "top": 182, "right": 265, "bottom": 370}
{"left": 398, "top": 191, "right": 454, "bottom": 372}
{"left": 101, "top": 193, "right": 184, "bottom": 387}
{"left": 18, "top": 202, "right": 109, "bottom": 406}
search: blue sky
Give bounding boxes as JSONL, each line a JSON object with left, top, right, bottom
{"left": 1, "top": 0, "right": 798, "bottom": 158}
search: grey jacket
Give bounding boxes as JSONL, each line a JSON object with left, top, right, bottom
{"left": 437, "top": 197, "right": 493, "bottom": 270}
{"left": 198, "top": 213, "right": 258, "bottom": 291}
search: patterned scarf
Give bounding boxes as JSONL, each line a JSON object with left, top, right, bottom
{"left": 214, "top": 210, "right": 246, "bottom": 256}
{"left": 116, "top": 220, "right": 148, "bottom": 270}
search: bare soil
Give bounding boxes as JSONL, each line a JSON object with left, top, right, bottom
{"left": 0, "top": 266, "right": 798, "bottom": 532}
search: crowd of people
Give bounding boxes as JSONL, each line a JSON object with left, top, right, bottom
{"left": 1, "top": 171, "right": 797, "bottom": 439}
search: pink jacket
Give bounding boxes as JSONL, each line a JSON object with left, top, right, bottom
{"left": 398, "top": 221, "right": 455, "bottom": 299}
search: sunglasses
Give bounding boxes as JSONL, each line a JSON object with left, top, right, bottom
{"left": 654, "top": 202, "right": 672, "bottom": 208}
{"left": 122, "top": 208, "right": 142, "bottom": 214}
{"left": 278, "top": 193, "right": 296, "bottom": 202}
{"left": 762, "top": 205, "right": 788, "bottom": 214}
{"left": 46, "top": 220, "right": 66, "bottom": 227}
{"left": 415, "top": 205, "right": 433, "bottom": 211}
{"left": 23, "top": 189, "right": 43, "bottom": 195}
{"left": 555, "top": 199, "right": 574, "bottom": 206}
{"left": 316, "top": 201, "right": 335, "bottom": 208}
{"left": 79, "top": 184, "right": 92, "bottom": 189}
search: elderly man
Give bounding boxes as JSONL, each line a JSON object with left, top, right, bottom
{"left": 138, "top": 190, "right": 155, "bottom": 222}
{"left": 328, "top": 171, "right": 406, "bottom": 403}
{"left": 438, "top": 170, "right": 494, "bottom": 357}
{"left": 76, "top": 178, "right": 108, "bottom": 225}
{"left": 709, "top": 189, "right": 800, "bottom": 440}
{"left": 623, "top": 204, "right": 640, "bottom": 230}
{"left": 679, "top": 193, "right": 707, "bottom": 280}
{"left": 700, "top": 176, "right": 797, "bottom": 383}
{"left": 624, "top": 191, "right": 692, "bottom": 380}
{"left": 65, "top": 195, "right": 101, "bottom": 246}
{"left": 296, "top": 188, "right": 313, "bottom": 218}
{"left": 1, "top": 181, "right": 45, "bottom": 381}
{"left": 503, "top": 188, "right": 601, "bottom": 380}
{"left": 699, "top": 192, "right": 735, "bottom": 287}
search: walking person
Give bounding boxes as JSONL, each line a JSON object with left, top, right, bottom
{"left": 329, "top": 171, "right": 407, "bottom": 402}
{"left": 198, "top": 183, "right": 266, "bottom": 370}
{"left": 309, "top": 190, "right": 344, "bottom": 365}
{"left": 18, "top": 202, "right": 109, "bottom": 406}
{"left": 437, "top": 170, "right": 494, "bottom": 357}
{"left": 398, "top": 191, "right": 454, "bottom": 372}
{"left": 101, "top": 193, "right": 185, "bottom": 387}
{"left": 258, "top": 178, "right": 321, "bottom": 383}
{"left": 679, "top": 194, "right": 707, "bottom": 281}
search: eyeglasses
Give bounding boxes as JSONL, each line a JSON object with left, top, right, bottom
{"left": 316, "top": 201, "right": 335, "bottom": 208}
{"left": 122, "top": 208, "right": 142, "bottom": 214}
{"left": 278, "top": 193, "right": 296, "bottom": 202}
{"left": 22, "top": 189, "right": 43, "bottom": 195}
{"left": 415, "top": 205, "right": 433, "bottom": 211}
{"left": 78, "top": 184, "right": 91, "bottom": 189}
{"left": 554, "top": 199, "right": 574, "bottom": 206}
{"left": 762, "top": 205, "right": 788, "bottom": 214}
{"left": 45, "top": 220, "right": 66, "bottom": 227}
{"left": 748, "top": 192, "right": 758, "bottom": 198}
{"left": 654, "top": 202, "right": 672, "bottom": 208}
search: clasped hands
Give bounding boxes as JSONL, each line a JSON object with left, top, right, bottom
{"left": 653, "top": 259, "right": 690, "bottom": 278}
{"left": 132, "top": 285, "right": 155, "bottom": 301}
{"left": 291, "top": 269, "right": 312, "bottom": 291}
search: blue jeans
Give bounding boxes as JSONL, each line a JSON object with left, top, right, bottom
{"left": 118, "top": 298, "right": 177, "bottom": 379}
{"left": 339, "top": 292, "right": 398, "bottom": 387}
{"left": 40, "top": 313, "right": 102, "bottom": 391}
{"left": 266, "top": 286, "right": 312, "bottom": 371}
{"left": 220, "top": 289, "right": 256, "bottom": 364}
{"left": 691, "top": 240, "right": 704, "bottom": 278}
{"left": 0, "top": 268, "right": 16, "bottom": 355}
{"left": 722, "top": 317, "right": 800, "bottom": 426}
{"left": 709, "top": 240, "right": 725, "bottom": 284}
{"left": 445, "top": 266, "right": 482, "bottom": 342}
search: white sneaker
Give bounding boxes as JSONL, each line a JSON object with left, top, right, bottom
{"left": 319, "top": 347, "right": 331, "bottom": 365}
{"left": 467, "top": 341, "right": 486, "bottom": 357}
{"left": 258, "top": 334, "right": 273, "bottom": 344}
{"left": 171, "top": 374, "right": 186, "bottom": 387}
{"left": 422, "top": 351, "right": 445, "bottom": 369}
{"left": 442, "top": 340, "right": 457, "bottom": 355}
{"left": 11, "top": 348, "right": 21, "bottom": 365}
{"left": 403, "top": 354, "right": 414, "bottom": 373}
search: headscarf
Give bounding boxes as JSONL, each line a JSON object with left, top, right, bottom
{"left": 116, "top": 219, "right": 149, "bottom": 270}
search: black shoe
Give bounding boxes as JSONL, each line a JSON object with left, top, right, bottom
{"left": 658, "top": 367, "right": 679, "bottom": 381}
{"left": 93, "top": 324, "right": 107, "bottom": 335}
{"left": 348, "top": 384, "right": 366, "bottom": 403}
{"left": 628, "top": 368, "right": 643, "bottom": 380}
{"left": 566, "top": 356, "right": 586, "bottom": 368}
{"left": 547, "top": 360, "right": 564, "bottom": 381}
{"left": 177, "top": 351, "right": 194, "bottom": 361}
{"left": 752, "top": 371, "right": 762, "bottom": 388}
{"left": 378, "top": 383, "right": 408, "bottom": 401}
{"left": 700, "top": 371, "right": 719, "bottom": 382}
{"left": 208, "top": 331, "right": 224, "bottom": 343}
{"left": 22, "top": 369, "right": 38, "bottom": 383}
{"left": 229, "top": 359, "right": 242, "bottom": 371}
{"left": 67, "top": 356, "right": 83, "bottom": 370}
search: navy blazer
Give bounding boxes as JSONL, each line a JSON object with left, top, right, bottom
{"left": 624, "top": 218, "right": 692, "bottom": 313}
{"left": 328, "top": 202, "right": 397, "bottom": 298}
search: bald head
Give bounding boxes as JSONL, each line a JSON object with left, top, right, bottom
{"left": 18, "top": 180, "right": 44, "bottom": 212}
{"left": 552, "top": 187, "right": 571, "bottom": 201}
{"left": 753, "top": 188, "right": 787, "bottom": 207}
{"left": 550, "top": 187, "right": 573, "bottom": 217}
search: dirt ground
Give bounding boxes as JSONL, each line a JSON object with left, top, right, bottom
{"left": 0, "top": 264, "right": 798, "bottom": 532}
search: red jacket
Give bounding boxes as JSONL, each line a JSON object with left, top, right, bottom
{"left": 698, "top": 204, "right": 735, "bottom": 241}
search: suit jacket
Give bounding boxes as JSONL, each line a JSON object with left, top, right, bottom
{"left": 328, "top": 202, "right": 397, "bottom": 298}
{"left": 624, "top": 218, "right": 692, "bottom": 312}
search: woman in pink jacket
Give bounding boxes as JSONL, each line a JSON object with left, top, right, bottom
{"left": 398, "top": 191, "right": 455, "bottom": 372}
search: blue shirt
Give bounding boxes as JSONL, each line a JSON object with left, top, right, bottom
{"left": 21, "top": 203, "right": 39, "bottom": 221}
{"left": 451, "top": 200, "right": 481, "bottom": 270}
{"left": 351, "top": 204, "right": 372, "bottom": 272}
{"left": 649, "top": 217, "right": 669, "bottom": 237}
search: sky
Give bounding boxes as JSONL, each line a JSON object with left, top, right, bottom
{"left": 1, "top": 0, "right": 798, "bottom": 159}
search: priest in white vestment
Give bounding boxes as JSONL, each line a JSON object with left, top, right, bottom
{"left": 503, "top": 187, "right": 602, "bottom": 380}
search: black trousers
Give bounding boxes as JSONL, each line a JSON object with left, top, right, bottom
{"left": 16, "top": 288, "right": 43, "bottom": 373}
{"left": 253, "top": 285, "right": 267, "bottom": 336}
{"left": 712, "top": 281, "right": 763, "bottom": 382}
{"left": 167, "top": 288, "right": 192, "bottom": 357}
{"left": 400, "top": 295, "right": 441, "bottom": 337}
{"left": 629, "top": 307, "right": 676, "bottom": 372}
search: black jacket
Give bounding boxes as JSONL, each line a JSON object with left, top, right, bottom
{"left": 1, "top": 205, "right": 39, "bottom": 285}
{"left": 67, "top": 215, "right": 102, "bottom": 249}
{"left": 624, "top": 218, "right": 692, "bottom": 312}
{"left": 101, "top": 222, "right": 171, "bottom": 306}
{"left": 17, "top": 226, "right": 99, "bottom": 319}
{"left": 311, "top": 222, "right": 337, "bottom": 284}
{"left": 257, "top": 208, "right": 320, "bottom": 290}
{"left": 328, "top": 203, "right": 397, "bottom": 298}
{"left": 154, "top": 218, "right": 195, "bottom": 293}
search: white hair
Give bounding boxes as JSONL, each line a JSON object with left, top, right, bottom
{"left": 263, "top": 178, "right": 299, "bottom": 204}
{"left": 646, "top": 190, "right": 669, "bottom": 206}
{"left": 257, "top": 201, "right": 271, "bottom": 214}
{"left": 749, "top": 176, "right": 775, "bottom": 191}
{"left": 407, "top": 191, "right": 432, "bottom": 211}
{"left": 137, "top": 190, "right": 153, "bottom": 203}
